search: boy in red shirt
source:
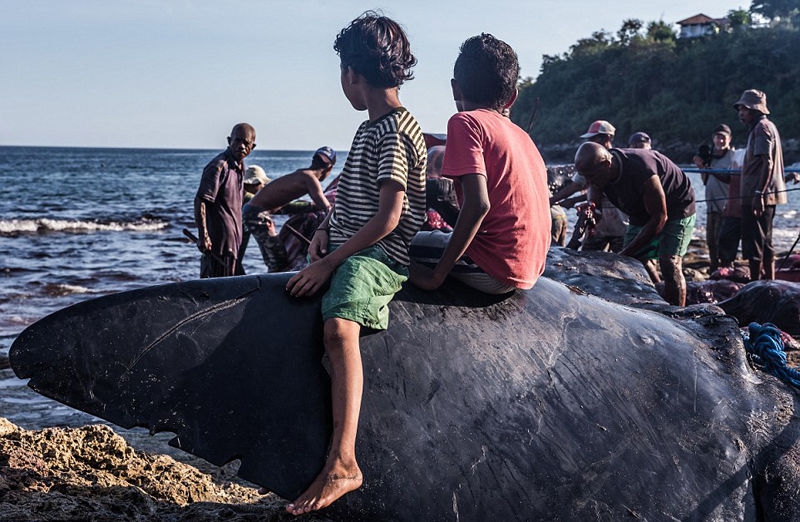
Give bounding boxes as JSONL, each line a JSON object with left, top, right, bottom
{"left": 410, "top": 34, "right": 550, "bottom": 293}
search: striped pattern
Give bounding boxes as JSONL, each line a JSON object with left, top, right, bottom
{"left": 329, "top": 108, "right": 427, "bottom": 266}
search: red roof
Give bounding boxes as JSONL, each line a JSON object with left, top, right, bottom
{"left": 677, "top": 14, "right": 716, "bottom": 25}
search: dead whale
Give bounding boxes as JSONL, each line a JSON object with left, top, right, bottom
{"left": 9, "top": 251, "right": 800, "bottom": 521}
{"left": 719, "top": 279, "right": 800, "bottom": 336}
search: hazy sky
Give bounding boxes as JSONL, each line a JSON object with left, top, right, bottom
{"left": 1, "top": 0, "right": 744, "bottom": 150}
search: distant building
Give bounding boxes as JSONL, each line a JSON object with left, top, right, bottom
{"left": 677, "top": 14, "right": 729, "bottom": 38}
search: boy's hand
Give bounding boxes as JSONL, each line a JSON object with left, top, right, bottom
{"left": 409, "top": 261, "right": 444, "bottom": 291}
{"left": 309, "top": 230, "right": 329, "bottom": 262}
{"left": 287, "top": 258, "right": 334, "bottom": 297}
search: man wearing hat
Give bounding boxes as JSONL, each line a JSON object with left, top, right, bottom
{"left": 734, "top": 89, "right": 786, "bottom": 280}
{"left": 692, "top": 124, "right": 737, "bottom": 271}
{"left": 243, "top": 146, "right": 337, "bottom": 272}
{"left": 551, "top": 120, "right": 627, "bottom": 252}
{"left": 628, "top": 132, "right": 652, "bottom": 149}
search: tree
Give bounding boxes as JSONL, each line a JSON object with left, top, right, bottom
{"left": 728, "top": 8, "right": 752, "bottom": 28}
{"left": 646, "top": 20, "right": 677, "bottom": 43}
{"left": 569, "top": 30, "right": 613, "bottom": 56}
{"left": 617, "top": 18, "right": 644, "bottom": 46}
{"left": 750, "top": 0, "right": 800, "bottom": 23}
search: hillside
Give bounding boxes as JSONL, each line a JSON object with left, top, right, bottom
{"left": 513, "top": 22, "right": 800, "bottom": 163}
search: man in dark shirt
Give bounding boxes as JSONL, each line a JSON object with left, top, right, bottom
{"left": 194, "top": 123, "right": 256, "bottom": 278}
{"left": 575, "top": 142, "right": 696, "bottom": 306}
{"left": 734, "top": 89, "right": 787, "bottom": 280}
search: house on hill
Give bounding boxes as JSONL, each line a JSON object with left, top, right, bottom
{"left": 677, "top": 14, "right": 729, "bottom": 38}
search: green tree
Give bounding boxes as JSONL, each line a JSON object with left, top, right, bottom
{"left": 750, "top": 0, "right": 800, "bottom": 22}
{"left": 728, "top": 8, "right": 752, "bottom": 28}
{"left": 646, "top": 20, "right": 677, "bottom": 43}
{"left": 514, "top": 22, "right": 800, "bottom": 163}
{"left": 617, "top": 18, "right": 644, "bottom": 46}
{"left": 570, "top": 30, "right": 613, "bottom": 56}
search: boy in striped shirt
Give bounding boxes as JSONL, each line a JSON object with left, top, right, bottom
{"left": 285, "top": 12, "right": 426, "bottom": 515}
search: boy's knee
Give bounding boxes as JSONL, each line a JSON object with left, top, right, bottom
{"left": 323, "top": 318, "right": 360, "bottom": 351}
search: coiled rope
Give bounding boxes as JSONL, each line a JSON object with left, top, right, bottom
{"left": 744, "top": 322, "right": 800, "bottom": 388}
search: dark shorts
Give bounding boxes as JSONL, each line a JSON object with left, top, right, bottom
{"left": 624, "top": 215, "right": 695, "bottom": 260}
{"left": 741, "top": 205, "right": 776, "bottom": 262}
{"left": 321, "top": 245, "right": 408, "bottom": 331}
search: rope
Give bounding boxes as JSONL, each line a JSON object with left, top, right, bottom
{"left": 743, "top": 322, "right": 800, "bottom": 388}
{"left": 694, "top": 186, "right": 800, "bottom": 204}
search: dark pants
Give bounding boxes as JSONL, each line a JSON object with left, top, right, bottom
{"left": 200, "top": 251, "right": 236, "bottom": 278}
{"left": 741, "top": 205, "right": 776, "bottom": 263}
{"left": 706, "top": 211, "right": 723, "bottom": 270}
{"left": 717, "top": 216, "right": 741, "bottom": 266}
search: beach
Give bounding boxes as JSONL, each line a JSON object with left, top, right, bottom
{"left": 1, "top": 145, "right": 799, "bottom": 519}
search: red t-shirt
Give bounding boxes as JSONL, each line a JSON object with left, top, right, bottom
{"left": 442, "top": 109, "right": 551, "bottom": 289}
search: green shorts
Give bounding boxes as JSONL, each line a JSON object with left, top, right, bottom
{"left": 321, "top": 245, "right": 408, "bottom": 331}
{"left": 624, "top": 214, "right": 696, "bottom": 260}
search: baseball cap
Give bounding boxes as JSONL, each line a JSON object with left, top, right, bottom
{"left": 733, "top": 89, "right": 770, "bottom": 115}
{"left": 244, "top": 165, "right": 270, "bottom": 186}
{"left": 628, "top": 132, "right": 651, "bottom": 146}
{"left": 580, "top": 120, "right": 616, "bottom": 139}
{"left": 314, "top": 146, "right": 337, "bottom": 165}
{"left": 713, "top": 124, "right": 731, "bottom": 136}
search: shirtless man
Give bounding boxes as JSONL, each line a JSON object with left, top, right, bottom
{"left": 243, "top": 147, "right": 336, "bottom": 271}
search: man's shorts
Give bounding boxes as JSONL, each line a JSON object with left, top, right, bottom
{"left": 322, "top": 245, "right": 408, "bottom": 331}
{"left": 624, "top": 214, "right": 696, "bottom": 260}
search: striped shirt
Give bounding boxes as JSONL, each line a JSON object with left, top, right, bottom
{"left": 329, "top": 107, "right": 427, "bottom": 266}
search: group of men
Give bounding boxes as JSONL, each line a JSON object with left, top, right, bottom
{"left": 193, "top": 129, "right": 338, "bottom": 278}
{"left": 552, "top": 88, "right": 792, "bottom": 307}
{"left": 196, "top": 87, "right": 793, "bottom": 311}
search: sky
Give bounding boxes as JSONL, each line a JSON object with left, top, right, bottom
{"left": 0, "top": 0, "right": 746, "bottom": 151}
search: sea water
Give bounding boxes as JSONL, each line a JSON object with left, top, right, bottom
{"left": 0, "top": 145, "right": 798, "bottom": 429}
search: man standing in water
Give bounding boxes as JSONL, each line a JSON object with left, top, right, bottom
{"left": 194, "top": 123, "right": 257, "bottom": 278}
{"left": 734, "top": 89, "right": 786, "bottom": 280}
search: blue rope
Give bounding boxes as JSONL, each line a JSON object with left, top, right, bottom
{"left": 744, "top": 322, "right": 800, "bottom": 388}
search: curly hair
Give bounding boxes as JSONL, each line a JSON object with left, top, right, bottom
{"left": 454, "top": 34, "right": 520, "bottom": 109}
{"left": 334, "top": 11, "right": 416, "bottom": 88}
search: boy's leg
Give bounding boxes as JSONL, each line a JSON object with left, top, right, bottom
{"left": 288, "top": 317, "right": 364, "bottom": 515}
{"left": 289, "top": 246, "right": 406, "bottom": 514}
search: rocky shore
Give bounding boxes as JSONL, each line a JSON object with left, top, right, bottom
{"left": 0, "top": 418, "right": 331, "bottom": 521}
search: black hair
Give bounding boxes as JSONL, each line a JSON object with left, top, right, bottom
{"left": 334, "top": 11, "right": 416, "bottom": 88}
{"left": 453, "top": 34, "right": 519, "bottom": 109}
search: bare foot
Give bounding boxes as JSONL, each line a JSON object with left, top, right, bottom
{"left": 286, "top": 462, "right": 363, "bottom": 515}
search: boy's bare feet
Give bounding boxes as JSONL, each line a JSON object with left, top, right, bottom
{"left": 286, "top": 460, "right": 363, "bottom": 515}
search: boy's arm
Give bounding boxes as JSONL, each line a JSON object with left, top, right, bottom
{"left": 286, "top": 180, "right": 405, "bottom": 297}
{"left": 409, "top": 174, "right": 489, "bottom": 290}
{"left": 304, "top": 174, "right": 333, "bottom": 212}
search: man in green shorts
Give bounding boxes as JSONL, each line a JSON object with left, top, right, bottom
{"left": 575, "top": 142, "right": 696, "bottom": 306}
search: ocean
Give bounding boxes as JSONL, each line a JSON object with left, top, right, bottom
{"left": 0, "top": 145, "right": 799, "bottom": 430}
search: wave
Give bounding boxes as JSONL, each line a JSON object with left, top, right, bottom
{"left": 0, "top": 218, "right": 169, "bottom": 236}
